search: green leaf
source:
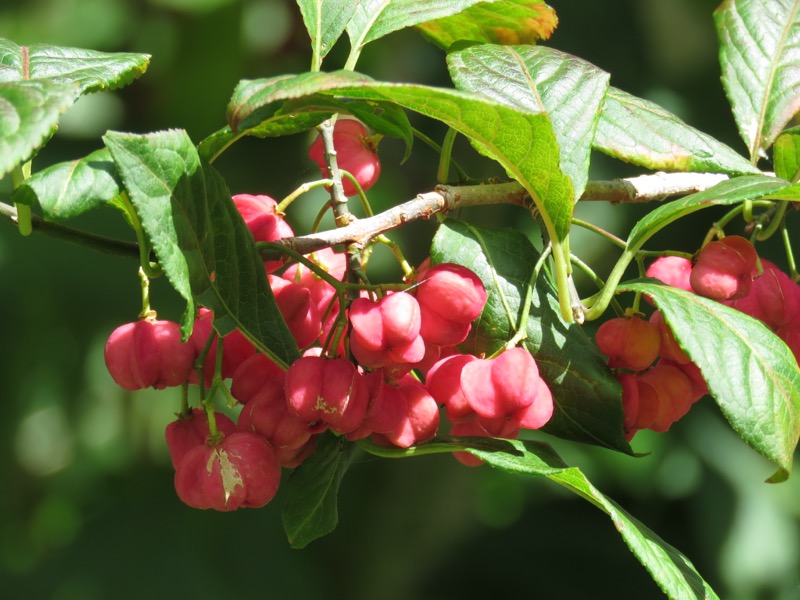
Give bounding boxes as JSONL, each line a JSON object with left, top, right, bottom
{"left": 773, "top": 126, "right": 800, "bottom": 181}
{"left": 326, "top": 81, "right": 573, "bottom": 240}
{"left": 296, "top": 0, "right": 361, "bottom": 65}
{"left": 619, "top": 282, "right": 800, "bottom": 482}
{"left": 626, "top": 174, "right": 791, "bottom": 253}
{"left": 0, "top": 80, "right": 81, "bottom": 178}
{"left": 198, "top": 112, "right": 331, "bottom": 163}
{"left": 594, "top": 86, "right": 760, "bottom": 175}
{"left": 0, "top": 37, "right": 150, "bottom": 94}
{"left": 103, "top": 130, "right": 300, "bottom": 367}
{"left": 715, "top": 0, "right": 800, "bottom": 161}
{"left": 229, "top": 72, "right": 574, "bottom": 240}
{"left": 209, "top": 76, "right": 413, "bottom": 162}
{"left": 431, "top": 219, "right": 630, "bottom": 452}
{"left": 228, "top": 71, "right": 373, "bottom": 134}
{"left": 448, "top": 43, "right": 609, "bottom": 198}
{"left": 12, "top": 148, "right": 120, "bottom": 219}
{"left": 416, "top": 0, "right": 558, "bottom": 50}
{"left": 464, "top": 438, "right": 720, "bottom": 599}
{"left": 346, "top": 0, "right": 495, "bottom": 53}
{"left": 359, "top": 435, "right": 718, "bottom": 598}
{"left": 282, "top": 432, "right": 358, "bottom": 549}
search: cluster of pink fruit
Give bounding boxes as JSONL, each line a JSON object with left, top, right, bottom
{"left": 103, "top": 122, "right": 555, "bottom": 510}
{"left": 598, "top": 235, "right": 799, "bottom": 440}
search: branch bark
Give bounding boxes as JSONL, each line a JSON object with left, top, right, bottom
{"left": 263, "top": 172, "right": 732, "bottom": 259}
{"left": 0, "top": 171, "right": 735, "bottom": 260}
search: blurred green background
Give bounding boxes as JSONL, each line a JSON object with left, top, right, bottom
{"left": 1, "top": 1, "right": 798, "bottom": 598}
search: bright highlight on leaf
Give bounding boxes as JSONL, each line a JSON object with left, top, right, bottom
{"left": 715, "top": 0, "right": 800, "bottom": 161}
{"left": 773, "top": 126, "right": 800, "bottom": 182}
{"left": 594, "top": 86, "right": 759, "bottom": 175}
{"left": 296, "top": 0, "right": 361, "bottom": 68}
{"left": 0, "top": 80, "right": 80, "bottom": 179}
{"left": 447, "top": 43, "right": 609, "bottom": 199}
{"left": 416, "top": 0, "right": 558, "bottom": 49}
{"left": 12, "top": 148, "right": 120, "bottom": 219}
{"left": 345, "top": 0, "right": 494, "bottom": 55}
{"left": 0, "top": 37, "right": 150, "bottom": 94}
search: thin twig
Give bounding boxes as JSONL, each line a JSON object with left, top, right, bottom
{"left": 261, "top": 172, "right": 733, "bottom": 260}
{"left": 0, "top": 172, "right": 737, "bottom": 262}
{"left": 0, "top": 201, "right": 140, "bottom": 258}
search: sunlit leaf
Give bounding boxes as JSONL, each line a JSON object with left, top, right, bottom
{"left": 12, "top": 148, "right": 120, "bottom": 219}
{"left": 773, "top": 125, "right": 800, "bottom": 181}
{"left": 448, "top": 43, "right": 609, "bottom": 198}
{"left": 594, "top": 86, "right": 759, "bottom": 175}
{"left": 0, "top": 80, "right": 80, "bottom": 178}
{"left": 229, "top": 72, "right": 573, "bottom": 241}
{"left": 318, "top": 81, "right": 573, "bottom": 240}
{"left": 626, "top": 174, "right": 791, "bottom": 253}
{"left": 715, "top": 0, "right": 800, "bottom": 160}
{"left": 297, "top": 0, "right": 361, "bottom": 64}
{"left": 0, "top": 37, "right": 149, "bottom": 94}
{"left": 346, "top": 0, "right": 495, "bottom": 52}
{"left": 619, "top": 281, "right": 800, "bottom": 481}
{"left": 417, "top": 0, "right": 557, "bottom": 49}
{"left": 227, "top": 71, "right": 373, "bottom": 134}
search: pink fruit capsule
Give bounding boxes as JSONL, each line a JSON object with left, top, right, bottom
{"left": 285, "top": 356, "right": 369, "bottom": 434}
{"left": 416, "top": 263, "right": 487, "bottom": 346}
{"left": 174, "top": 431, "right": 281, "bottom": 511}
{"left": 690, "top": 236, "right": 758, "bottom": 301}
{"left": 595, "top": 316, "right": 661, "bottom": 372}
{"left": 104, "top": 317, "right": 195, "bottom": 390}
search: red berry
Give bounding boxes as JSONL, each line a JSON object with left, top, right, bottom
{"left": 776, "top": 323, "right": 800, "bottom": 363}
{"left": 237, "top": 381, "right": 314, "bottom": 460}
{"left": 189, "top": 309, "right": 255, "bottom": 385}
{"left": 631, "top": 377, "right": 660, "bottom": 431}
{"left": 308, "top": 119, "right": 381, "bottom": 196}
{"left": 346, "top": 371, "right": 408, "bottom": 441}
{"left": 690, "top": 236, "right": 758, "bottom": 301}
{"left": 752, "top": 259, "right": 800, "bottom": 328}
{"left": 165, "top": 408, "right": 238, "bottom": 469}
{"left": 415, "top": 263, "right": 487, "bottom": 346}
{"left": 174, "top": 431, "right": 281, "bottom": 511}
{"left": 595, "top": 316, "right": 661, "bottom": 372}
{"left": 460, "top": 347, "right": 546, "bottom": 422}
{"left": 381, "top": 377, "right": 439, "bottom": 448}
{"left": 269, "top": 275, "right": 322, "bottom": 349}
{"left": 229, "top": 353, "right": 285, "bottom": 404}
{"left": 285, "top": 356, "right": 369, "bottom": 434}
{"left": 349, "top": 292, "right": 425, "bottom": 372}
{"left": 514, "top": 376, "right": 554, "bottom": 430}
{"left": 649, "top": 310, "right": 690, "bottom": 365}
{"left": 425, "top": 353, "right": 480, "bottom": 423}
{"left": 637, "top": 363, "right": 694, "bottom": 433}
{"left": 104, "top": 318, "right": 195, "bottom": 390}
{"left": 232, "top": 194, "right": 294, "bottom": 273}
{"left": 646, "top": 256, "right": 693, "bottom": 292}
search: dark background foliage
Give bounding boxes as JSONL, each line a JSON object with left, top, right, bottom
{"left": 0, "top": 1, "right": 797, "bottom": 599}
